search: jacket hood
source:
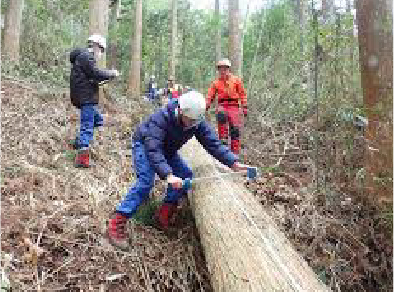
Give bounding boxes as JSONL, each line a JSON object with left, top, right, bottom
{"left": 70, "top": 48, "right": 86, "bottom": 64}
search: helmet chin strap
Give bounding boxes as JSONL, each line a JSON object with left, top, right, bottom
{"left": 88, "top": 45, "right": 103, "bottom": 60}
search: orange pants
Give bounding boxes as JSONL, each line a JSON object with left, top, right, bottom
{"left": 216, "top": 105, "right": 241, "bottom": 155}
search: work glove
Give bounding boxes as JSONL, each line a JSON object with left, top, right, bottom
{"left": 243, "top": 107, "right": 248, "bottom": 118}
{"left": 166, "top": 174, "right": 183, "bottom": 190}
{"left": 205, "top": 107, "right": 213, "bottom": 120}
{"left": 231, "top": 162, "right": 250, "bottom": 172}
{"left": 109, "top": 69, "right": 120, "bottom": 78}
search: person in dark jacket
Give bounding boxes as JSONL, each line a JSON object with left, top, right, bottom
{"left": 107, "top": 91, "right": 249, "bottom": 250}
{"left": 145, "top": 75, "right": 161, "bottom": 107}
{"left": 146, "top": 75, "right": 157, "bottom": 101}
{"left": 69, "top": 34, "right": 119, "bottom": 168}
{"left": 164, "top": 75, "right": 179, "bottom": 100}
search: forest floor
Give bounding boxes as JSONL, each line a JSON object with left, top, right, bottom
{"left": 1, "top": 78, "right": 392, "bottom": 291}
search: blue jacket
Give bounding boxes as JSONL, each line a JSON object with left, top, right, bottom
{"left": 133, "top": 102, "right": 238, "bottom": 179}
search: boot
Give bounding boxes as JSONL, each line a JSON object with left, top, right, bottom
{"left": 154, "top": 203, "right": 178, "bottom": 231}
{"left": 67, "top": 138, "right": 79, "bottom": 150}
{"left": 230, "top": 139, "right": 240, "bottom": 155}
{"left": 107, "top": 213, "right": 129, "bottom": 250}
{"left": 74, "top": 149, "right": 90, "bottom": 168}
{"left": 220, "top": 139, "right": 229, "bottom": 146}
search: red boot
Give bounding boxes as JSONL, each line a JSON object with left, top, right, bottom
{"left": 154, "top": 203, "right": 178, "bottom": 231}
{"left": 74, "top": 149, "right": 90, "bottom": 168}
{"left": 107, "top": 213, "right": 129, "bottom": 250}
{"left": 231, "top": 139, "right": 241, "bottom": 155}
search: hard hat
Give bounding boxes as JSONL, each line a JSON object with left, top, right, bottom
{"left": 88, "top": 34, "right": 107, "bottom": 50}
{"left": 150, "top": 75, "right": 155, "bottom": 79}
{"left": 168, "top": 75, "right": 175, "bottom": 81}
{"left": 179, "top": 91, "right": 206, "bottom": 120}
{"left": 217, "top": 58, "right": 231, "bottom": 68}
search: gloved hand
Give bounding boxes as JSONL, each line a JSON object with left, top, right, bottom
{"left": 231, "top": 162, "right": 250, "bottom": 172}
{"left": 166, "top": 174, "right": 183, "bottom": 190}
{"left": 205, "top": 107, "right": 212, "bottom": 120}
{"left": 243, "top": 107, "right": 248, "bottom": 118}
{"left": 109, "top": 69, "right": 120, "bottom": 78}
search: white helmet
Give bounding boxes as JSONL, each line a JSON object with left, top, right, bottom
{"left": 150, "top": 75, "right": 155, "bottom": 79}
{"left": 179, "top": 91, "right": 206, "bottom": 120}
{"left": 217, "top": 58, "right": 231, "bottom": 68}
{"left": 88, "top": 34, "right": 106, "bottom": 50}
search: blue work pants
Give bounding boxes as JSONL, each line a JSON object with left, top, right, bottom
{"left": 76, "top": 104, "right": 103, "bottom": 149}
{"left": 116, "top": 141, "right": 193, "bottom": 218}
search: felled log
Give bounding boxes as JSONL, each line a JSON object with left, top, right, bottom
{"left": 180, "top": 138, "right": 329, "bottom": 292}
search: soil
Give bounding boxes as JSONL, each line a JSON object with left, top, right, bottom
{"left": 1, "top": 78, "right": 213, "bottom": 292}
{"left": 1, "top": 78, "right": 392, "bottom": 291}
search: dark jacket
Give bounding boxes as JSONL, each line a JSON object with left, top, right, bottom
{"left": 69, "top": 48, "right": 114, "bottom": 108}
{"left": 133, "top": 102, "right": 238, "bottom": 179}
{"left": 146, "top": 80, "right": 157, "bottom": 100}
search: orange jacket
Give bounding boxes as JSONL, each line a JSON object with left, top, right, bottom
{"left": 206, "top": 74, "right": 247, "bottom": 113}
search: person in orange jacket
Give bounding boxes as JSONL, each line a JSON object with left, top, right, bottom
{"left": 206, "top": 58, "right": 247, "bottom": 155}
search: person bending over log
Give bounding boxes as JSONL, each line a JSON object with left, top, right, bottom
{"left": 107, "top": 91, "right": 248, "bottom": 250}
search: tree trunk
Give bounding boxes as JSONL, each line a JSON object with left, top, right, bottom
{"left": 128, "top": 0, "right": 142, "bottom": 98}
{"left": 3, "top": 0, "right": 24, "bottom": 62}
{"left": 346, "top": 0, "right": 351, "bottom": 12}
{"left": 322, "top": 0, "right": 328, "bottom": 22}
{"left": 228, "top": 0, "right": 241, "bottom": 76}
{"left": 296, "top": 0, "right": 304, "bottom": 53}
{"left": 215, "top": 0, "right": 221, "bottom": 65}
{"left": 0, "top": 0, "right": 3, "bottom": 104}
{"left": 180, "top": 139, "right": 329, "bottom": 292}
{"left": 239, "top": 1, "right": 250, "bottom": 79}
{"left": 246, "top": 19, "right": 264, "bottom": 96}
{"left": 89, "top": 0, "right": 110, "bottom": 66}
{"left": 108, "top": 0, "right": 121, "bottom": 69}
{"left": 169, "top": 0, "right": 178, "bottom": 78}
{"left": 355, "top": 0, "right": 393, "bottom": 201}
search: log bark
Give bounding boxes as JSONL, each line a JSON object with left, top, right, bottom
{"left": 181, "top": 138, "right": 329, "bottom": 292}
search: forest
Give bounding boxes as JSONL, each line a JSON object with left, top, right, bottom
{"left": 1, "top": 0, "right": 393, "bottom": 291}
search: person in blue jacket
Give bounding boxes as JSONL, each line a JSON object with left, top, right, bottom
{"left": 107, "top": 91, "right": 249, "bottom": 250}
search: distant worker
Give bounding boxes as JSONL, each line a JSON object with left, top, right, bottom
{"left": 206, "top": 58, "right": 247, "bottom": 155}
{"left": 146, "top": 75, "right": 157, "bottom": 102}
{"left": 165, "top": 75, "right": 179, "bottom": 100}
{"left": 182, "top": 85, "right": 192, "bottom": 94}
{"left": 69, "top": 34, "right": 120, "bottom": 167}
{"left": 146, "top": 75, "right": 161, "bottom": 106}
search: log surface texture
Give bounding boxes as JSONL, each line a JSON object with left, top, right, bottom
{"left": 181, "top": 138, "right": 330, "bottom": 292}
